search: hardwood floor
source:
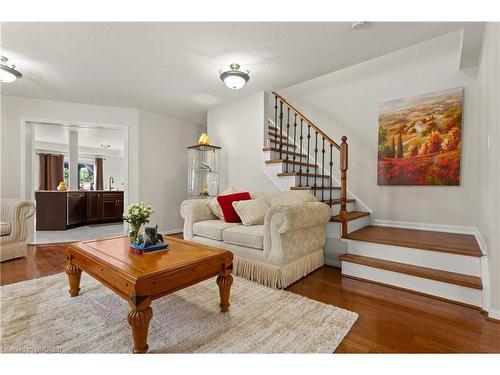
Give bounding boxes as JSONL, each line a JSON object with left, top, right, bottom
{"left": 2, "top": 240, "right": 499, "bottom": 353}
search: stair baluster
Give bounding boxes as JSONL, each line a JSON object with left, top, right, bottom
{"left": 314, "top": 131, "right": 318, "bottom": 190}
{"left": 321, "top": 137, "right": 325, "bottom": 203}
{"left": 298, "top": 118, "right": 304, "bottom": 187}
{"left": 274, "top": 96, "right": 278, "bottom": 137}
{"left": 329, "top": 144, "right": 333, "bottom": 207}
{"left": 306, "top": 125, "right": 311, "bottom": 187}
{"left": 292, "top": 114, "right": 297, "bottom": 167}
{"left": 286, "top": 107, "right": 290, "bottom": 173}
{"left": 279, "top": 100, "right": 284, "bottom": 160}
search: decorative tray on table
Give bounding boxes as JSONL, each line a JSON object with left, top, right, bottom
{"left": 129, "top": 225, "right": 168, "bottom": 254}
{"left": 130, "top": 242, "right": 168, "bottom": 254}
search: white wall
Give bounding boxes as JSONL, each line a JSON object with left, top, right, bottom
{"left": 279, "top": 31, "right": 480, "bottom": 227}
{"left": 103, "top": 156, "right": 126, "bottom": 191}
{"left": 207, "top": 91, "right": 278, "bottom": 192}
{"left": 476, "top": 24, "right": 500, "bottom": 315}
{"left": 138, "top": 110, "right": 200, "bottom": 232}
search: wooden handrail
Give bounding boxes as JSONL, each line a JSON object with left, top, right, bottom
{"left": 272, "top": 91, "right": 341, "bottom": 151}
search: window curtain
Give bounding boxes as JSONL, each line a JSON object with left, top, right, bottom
{"left": 39, "top": 153, "right": 64, "bottom": 190}
{"left": 95, "top": 157, "right": 104, "bottom": 190}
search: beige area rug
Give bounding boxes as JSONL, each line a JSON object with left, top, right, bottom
{"left": 0, "top": 272, "right": 357, "bottom": 353}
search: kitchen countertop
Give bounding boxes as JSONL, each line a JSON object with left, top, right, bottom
{"left": 35, "top": 190, "right": 123, "bottom": 193}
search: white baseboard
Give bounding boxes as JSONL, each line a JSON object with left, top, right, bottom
{"left": 325, "top": 256, "right": 341, "bottom": 268}
{"left": 488, "top": 308, "right": 500, "bottom": 321}
{"left": 373, "top": 219, "right": 476, "bottom": 234}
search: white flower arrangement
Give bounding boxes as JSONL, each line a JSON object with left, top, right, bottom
{"left": 123, "top": 202, "right": 155, "bottom": 243}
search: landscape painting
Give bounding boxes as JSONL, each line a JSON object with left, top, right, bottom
{"left": 377, "top": 87, "right": 463, "bottom": 186}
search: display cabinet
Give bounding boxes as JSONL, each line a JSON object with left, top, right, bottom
{"left": 187, "top": 144, "right": 220, "bottom": 199}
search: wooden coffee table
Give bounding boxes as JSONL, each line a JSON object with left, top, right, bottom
{"left": 65, "top": 235, "right": 233, "bottom": 353}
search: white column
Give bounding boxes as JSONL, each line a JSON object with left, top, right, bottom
{"left": 69, "top": 130, "right": 79, "bottom": 190}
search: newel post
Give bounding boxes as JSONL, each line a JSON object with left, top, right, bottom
{"left": 340, "top": 136, "right": 348, "bottom": 237}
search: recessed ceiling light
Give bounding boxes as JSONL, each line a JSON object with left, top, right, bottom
{"left": 219, "top": 63, "right": 250, "bottom": 90}
{"left": 0, "top": 56, "right": 23, "bottom": 83}
{"left": 351, "top": 22, "right": 368, "bottom": 30}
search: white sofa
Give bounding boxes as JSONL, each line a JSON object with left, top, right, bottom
{"left": 1, "top": 199, "right": 36, "bottom": 262}
{"left": 180, "top": 191, "right": 331, "bottom": 288}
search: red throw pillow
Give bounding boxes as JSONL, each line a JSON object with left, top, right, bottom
{"left": 217, "top": 192, "right": 251, "bottom": 223}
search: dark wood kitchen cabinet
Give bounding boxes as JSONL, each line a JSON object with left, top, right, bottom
{"left": 87, "top": 192, "right": 124, "bottom": 223}
{"left": 36, "top": 191, "right": 124, "bottom": 230}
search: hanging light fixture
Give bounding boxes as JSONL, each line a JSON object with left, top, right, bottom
{"left": 0, "top": 56, "right": 23, "bottom": 83}
{"left": 219, "top": 63, "right": 250, "bottom": 90}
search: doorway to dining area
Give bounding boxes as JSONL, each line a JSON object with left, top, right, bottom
{"left": 26, "top": 121, "right": 128, "bottom": 244}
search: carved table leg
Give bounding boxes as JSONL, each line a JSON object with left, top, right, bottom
{"left": 65, "top": 256, "right": 82, "bottom": 297}
{"left": 127, "top": 295, "right": 153, "bottom": 354}
{"left": 217, "top": 272, "right": 233, "bottom": 312}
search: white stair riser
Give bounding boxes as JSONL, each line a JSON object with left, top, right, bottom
{"left": 344, "top": 240, "right": 482, "bottom": 277}
{"left": 298, "top": 189, "right": 341, "bottom": 200}
{"left": 267, "top": 150, "right": 307, "bottom": 162}
{"left": 330, "top": 201, "right": 356, "bottom": 215}
{"left": 326, "top": 215, "right": 371, "bottom": 238}
{"left": 341, "top": 261, "right": 483, "bottom": 307}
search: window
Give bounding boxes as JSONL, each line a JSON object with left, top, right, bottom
{"left": 64, "top": 161, "right": 95, "bottom": 190}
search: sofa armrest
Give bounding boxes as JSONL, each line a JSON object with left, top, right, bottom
{"left": 266, "top": 202, "right": 331, "bottom": 234}
{"left": 0, "top": 199, "right": 36, "bottom": 242}
{"left": 262, "top": 202, "right": 331, "bottom": 265}
{"left": 180, "top": 199, "right": 217, "bottom": 240}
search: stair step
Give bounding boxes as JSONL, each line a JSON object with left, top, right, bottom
{"left": 277, "top": 172, "right": 331, "bottom": 179}
{"left": 344, "top": 225, "right": 483, "bottom": 257}
{"left": 331, "top": 211, "right": 370, "bottom": 222}
{"left": 265, "top": 159, "right": 317, "bottom": 168}
{"left": 262, "top": 147, "right": 307, "bottom": 158}
{"left": 268, "top": 131, "right": 288, "bottom": 140}
{"left": 268, "top": 139, "right": 297, "bottom": 149}
{"left": 321, "top": 198, "right": 356, "bottom": 205}
{"left": 290, "top": 186, "right": 341, "bottom": 190}
{"left": 340, "top": 254, "right": 483, "bottom": 290}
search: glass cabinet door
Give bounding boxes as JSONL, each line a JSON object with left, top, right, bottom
{"left": 187, "top": 145, "right": 220, "bottom": 199}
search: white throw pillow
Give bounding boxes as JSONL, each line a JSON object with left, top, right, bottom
{"left": 208, "top": 186, "right": 237, "bottom": 220}
{"left": 232, "top": 198, "right": 270, "bottom": 226}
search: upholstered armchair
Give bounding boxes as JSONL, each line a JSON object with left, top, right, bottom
{"left": 0, "top": 199, "right": 36, "bottom": 262}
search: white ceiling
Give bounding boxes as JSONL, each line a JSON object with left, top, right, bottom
{"left": 33, "top": 122, "right": 125, "bottom": 151}
{"left": 0, "top": 22, "right": 483, "bottom": 124}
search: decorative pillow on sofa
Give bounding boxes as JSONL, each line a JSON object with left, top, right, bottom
{"left": 217, "top": 192, "right": 251, "bottom": 223}
{"left": 232, "top": 198, "right": 270, "bottom": 226}
{"left": 208, "top": 186, "right": 236, "bottom": 219}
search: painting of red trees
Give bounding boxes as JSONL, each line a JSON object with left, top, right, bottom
{"left": 377, "top": 87, "right": 463, "bottom": 186}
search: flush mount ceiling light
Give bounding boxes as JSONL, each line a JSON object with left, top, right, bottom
{"left": 0, "top": 56, "right": 23, "bottom": 83}
{"left": 351, "top": 21, "right": 368, "bottom": 30}
{"left": 219, "top": 63, "right": 250, "bottom": 90}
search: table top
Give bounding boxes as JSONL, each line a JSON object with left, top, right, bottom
{"left": 67, "top": 235, "right": 232, "bottom": 281}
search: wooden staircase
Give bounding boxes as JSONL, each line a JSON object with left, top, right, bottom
{"left": 340, "top": 225, "right": 485, "bottom": 307}
{"left": 264, "top": 92, "right": 370, "bottom": 234}
{"left": 262, "top": 92, "right": 486, "bottom": 308}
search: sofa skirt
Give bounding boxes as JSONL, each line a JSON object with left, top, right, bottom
{"left": 233, "top": 248, "right": 324, "bottom": 289}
